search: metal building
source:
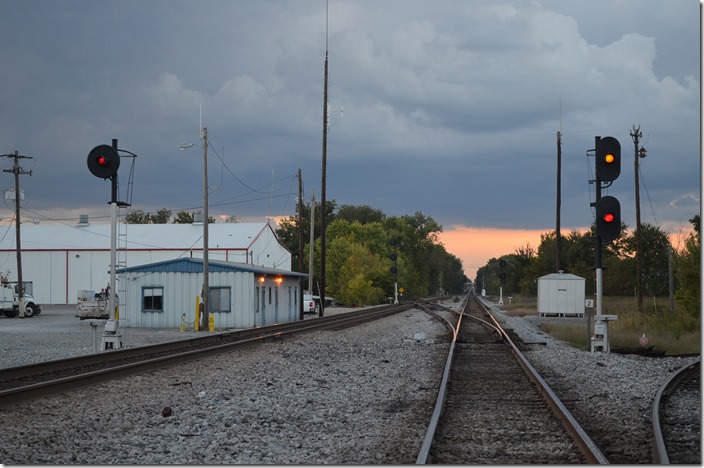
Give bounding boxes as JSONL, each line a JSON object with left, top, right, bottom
{"left": 0, "top": 219, "right": 291, "bottom": 305}
{"left": 537, "top": 271, "right": 585, "bottom": 317}
{"left": 118, "top": 258, "right": 307, "bottom": 329}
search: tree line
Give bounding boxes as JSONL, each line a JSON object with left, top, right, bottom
{"left": 475, "top": 215, "right": 700, "bottom": 320}
{"left": 276, "top": 202, "right": 468, "bottom": 306}
{"left": 122, "top": 204, "right": 698, "bottom": 318}
{"left": 124, "top": 209, "right": 220, "bottom": 224}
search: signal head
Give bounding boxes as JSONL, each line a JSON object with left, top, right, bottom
{"left": 596, "top": 136, "right": 621, "bottom": 182}
{"left": 87, "top": 144, "right": 120, "bottom": 179}
{"left": 595, "top": 195, "right": 621, "bottom": 243}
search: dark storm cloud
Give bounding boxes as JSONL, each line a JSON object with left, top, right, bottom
{"left": 0, "top": 0, "right": 698, "bottom": 232}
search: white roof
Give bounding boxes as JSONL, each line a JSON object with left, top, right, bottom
{"left": 0, "top": 222, "right": 277, "bottom": 251}
{"left": 539, "top": 272, "right": 585, "bottom": 281}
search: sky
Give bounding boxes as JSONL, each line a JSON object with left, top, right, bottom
{"left": 0, "top": 0, "right": 700, "bottom": 281}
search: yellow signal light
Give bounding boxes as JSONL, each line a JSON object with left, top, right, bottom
{"left": 604, "top": 153, "right": 615, "bottom": 164}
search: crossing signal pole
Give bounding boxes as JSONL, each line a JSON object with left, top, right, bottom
{"left": 87, "top": 139, "right": 134, "bottom": 349}
{"left": 590, "top": 135, "right": 622, "bottom": 352}
{"left": 1, "top": 151, "right": 33, "bottom": 318}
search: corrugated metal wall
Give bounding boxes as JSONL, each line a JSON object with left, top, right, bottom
{"left": 122, "top": 270, "right": 300, "bottom": 329}
{"left": 3, "top": 242, "right": 287, "bottom": 305}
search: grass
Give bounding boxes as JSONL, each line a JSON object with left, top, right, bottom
{"left": 494, "top": 294, "right": 701, "bottom": 355}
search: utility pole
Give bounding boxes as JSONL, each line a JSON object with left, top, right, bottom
{"left": 308, "top": 191, "right": 315, "bottom": 295}
{"left": 556, "top": 130, "right": 562, "bottom": 272}
{"left": 1, "top": 151, "right": 32, "bottom": 318}
{"left": 201, "top": 127, "right": 209, "bottom": 331}
{"left": 631, "top": 125, "right": 645, "bottom": 313}
{"left": 297, "top": 169, "right": 304, "bottom": 320}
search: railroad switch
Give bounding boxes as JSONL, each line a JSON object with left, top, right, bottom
{"left": 590, "top": 314, "right": 617, "bottom": 352}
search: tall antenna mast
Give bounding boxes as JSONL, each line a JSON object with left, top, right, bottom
{"left": 556, "top": 98, "right": 562, "bottom": 272}
{"left": 319, "top": 0, "right": 329, "bottom": 317}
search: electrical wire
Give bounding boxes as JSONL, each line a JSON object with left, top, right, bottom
{"left": 638, "top": 162, "right": 659, "bottom": 227}
{"left": 208, "top": 141, "right": 271, "bottom": 194}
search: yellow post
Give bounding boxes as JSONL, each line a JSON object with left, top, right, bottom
{"left": 209, "top": 314, "right": 215, "bottom": 332}
{"left": 195, "top": 296, "right": 201, "bottom": 332}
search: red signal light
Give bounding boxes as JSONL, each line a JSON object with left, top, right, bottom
{"left": 595, "top": 195, "right": 621, "bottom": 243}
{"left": 87, "top": 144, "right": 120, "bottom": 179}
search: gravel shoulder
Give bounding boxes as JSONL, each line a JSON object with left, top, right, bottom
{"left": 0, "top": 299, "right": 699, "bottom": 464}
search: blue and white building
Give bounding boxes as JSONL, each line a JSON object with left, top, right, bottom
{"left": 118, "top": 257, "right": 307, "bottom": 329}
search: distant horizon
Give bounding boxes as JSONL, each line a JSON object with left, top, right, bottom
{"left": 2, "top": 207, "right": 695, "bottom": 284}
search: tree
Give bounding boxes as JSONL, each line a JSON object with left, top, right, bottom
{"left": 277, "top": 203, "right": 467, "bottom": 303}
{"left": 384, "top": 212, "right": 445, "bottom": 298}
{"left": 124, "top": 209, "right": 152, "bottom": 224}
{"left": 328, "top": 237, "right": 387, "bottom": 306}
{"left": 173, "top": 211, "right": 195, "bottom": 224}
{"left": 151, "top": 208, "right": 172, "bottom": 224}
{"left": 622, "top": 223, "right": 672, "bottom": 297}
{"left": 336, "top": 204, "right": 385, "bottom": 224}
{"left": 675, "top": 215, "right": 700, "bottom": 317}
{"left": 276, "top": 199, "right": 337, "bottom": 273}
{"left": 124, "top": 208, "right": 172, "bottom": 224}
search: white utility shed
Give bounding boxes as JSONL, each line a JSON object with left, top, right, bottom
{"left": 537, "top": 272, "right": 585, "bottom": 317}
{"left": 0, "top": 220, "right": 291, "bottom": 305}
{"left": 118, "top": 258, "right": 307, "bottom": 329}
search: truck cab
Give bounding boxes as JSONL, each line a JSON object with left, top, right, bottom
{"left": 1, "top": 281, "right": 41, "bottom": 318}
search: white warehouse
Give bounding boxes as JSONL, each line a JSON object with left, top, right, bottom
{"left": 0, "top": 219, "right": 292, "bottom": 305}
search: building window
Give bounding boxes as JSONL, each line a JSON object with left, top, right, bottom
{"left": 209, "top": 287, "right": 231, "bottom": 313}
{"left": 143, "top": 287, "right": 164, "bottom": 312}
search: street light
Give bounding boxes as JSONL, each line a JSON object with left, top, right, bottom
{"left": 178, "top": 127, "right": 209, "bottom": 331}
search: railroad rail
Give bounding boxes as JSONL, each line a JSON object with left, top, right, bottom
{"left": 652, "top": 359, "right": 701, "bottom": 464}
{"left": 0, "top": 302, "right": 411, "bottom": 408}
{"left": 415, "top": 292, "right": 608, "bottom": 464}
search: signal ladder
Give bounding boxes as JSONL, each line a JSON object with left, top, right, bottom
{"left": 116, "top": 204, "right": 129, "bottom": 326}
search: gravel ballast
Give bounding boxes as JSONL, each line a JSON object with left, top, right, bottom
{"left": 0, "top": 301, "right": 699, "bottom": 464}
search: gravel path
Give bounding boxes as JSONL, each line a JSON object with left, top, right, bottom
{"left": 0, "top": 300, "right": 699, "bottom": 464}
{"left": 0, "top": 305, "right": 450, "bottom": 464}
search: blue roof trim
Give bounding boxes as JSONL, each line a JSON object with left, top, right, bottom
{"left": 117, "top": 257, "right": 307, "bottom": 277}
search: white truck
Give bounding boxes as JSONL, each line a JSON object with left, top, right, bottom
{"left": 303, "top": 293, "right": 318, "bottom": 315}
{"left": 0, "top": 281, "right": 41, "bottom": 318}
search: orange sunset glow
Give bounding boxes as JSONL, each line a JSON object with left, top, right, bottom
{"left": 438, "top": 225, "right": 554, "bottom": 281}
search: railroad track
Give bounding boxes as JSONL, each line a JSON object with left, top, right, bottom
{"left": 652, "top": 359, "right": 701, "bottom": 464}
{"left": 0, "top": 303, "right": 411, "bottom": 408}
{"left": 415, "top": 292, "right": 607, "bottom": 464}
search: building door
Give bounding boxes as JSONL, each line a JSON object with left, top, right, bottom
{"left": 260, "top": 287, "right": 267, "bottom": 326}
